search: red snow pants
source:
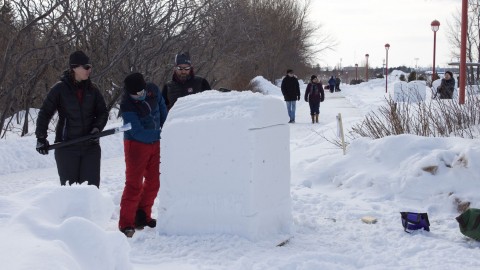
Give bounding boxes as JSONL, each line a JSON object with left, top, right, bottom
{"left": 119, "top": 140, "right": 160, "bottom": 229}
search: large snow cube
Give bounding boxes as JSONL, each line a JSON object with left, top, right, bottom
{"left": 158, "top": 90, "right": 292, "bottom": 241}
{"left": 393, "top": 81, "right": 426, "bottom": 102}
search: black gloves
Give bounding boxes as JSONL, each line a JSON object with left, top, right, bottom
{"left": 36, "top": 138, "right": 49, "bottom": 155}
{"left": 90, "top": 127, "right": 100, "bottom": 143}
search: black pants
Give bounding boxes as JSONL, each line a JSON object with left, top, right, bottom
{"left": 54, "top": 142, "right": 101, "bottom": 187}
{"left": 309, "top": 101, "right": 320, "bottom": 115}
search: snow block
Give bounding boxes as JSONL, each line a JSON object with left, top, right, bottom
{"left": 393, "top": 81, "right": 426, "bottom": 102}
{"left": 158, "top": 90, "right": 292, "bottom": 241}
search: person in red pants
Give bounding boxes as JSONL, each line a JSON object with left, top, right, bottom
{"left": 118, "top": 73, "right": 168, "bottom": 237}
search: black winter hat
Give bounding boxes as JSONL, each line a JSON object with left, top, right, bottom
{"left": 175, "top": 52, "right": 191, "bottom": 65}
{"left": 287, "top": 69, "right": 293, "bottom": 74}
{"left": 445, "top": 71, "right": 453, "bottom": 78}
{"left": 69, "top": 50, "right": 90, "bottom": 66}
{"left": 311, "top": 75, "right": 317, "bottom": 81}
{"left": 124, "top": 73, "right": 146, "bottom": 94}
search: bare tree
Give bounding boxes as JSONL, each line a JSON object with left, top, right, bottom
{"left": 0, "top": 0, "right": 332, "bottom": 137}
{"left": 446, "top": 0, "right": 480, "bottom": 84}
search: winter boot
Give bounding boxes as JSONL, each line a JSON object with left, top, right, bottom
{"left": 311, "top": 115, "right": 315, "bottom": 123}
{"left": 120, "top": 227, "right": 135, "bottom": 238}
{"left": 135, "top": 209, "right": 157, "bottom": 229}
{"left": 315, "top": 114, "right": 319, "bottom": 123}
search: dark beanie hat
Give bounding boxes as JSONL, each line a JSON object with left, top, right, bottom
{"left": 311, "top": 75, "right": 317, "bottom": 81}
{"left": 175, "top": 52, "right": 191, "bottom": 65}
{"left": 124, "top": 73, "right": 146, "bottom": 94}
{"left": 287, "top": 69, "right": 293, "bottom": 74}
{"left": 69, "top": 50, "right": 90, "bottom": 66}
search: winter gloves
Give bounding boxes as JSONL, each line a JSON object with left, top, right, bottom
{"left": 90, "top": 127, "right": 100, "bottom": 143}
{"left": 36, "top": 127, "right": 100, "bottom": 154}
{"left": 36, "top": 138, "right": 49, "bottom": 155}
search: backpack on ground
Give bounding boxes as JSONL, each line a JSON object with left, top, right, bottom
{"left": 456, "top": 208, "right": 480, "bottom": 241}
{"left": 400, "top": 212, "right": 430, "bottom": 233}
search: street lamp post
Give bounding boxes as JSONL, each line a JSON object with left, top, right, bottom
{"left": 365, "top": 54, "right": 369, "bottom": 82}
{"left": 355, "top": 64, "right": 358, "bottom": 81}
{"left": 431, "top": 20, "right": 440, "bottom": 85}
{"left": 385, "top": 43, "right": 390, "bottom": 93}
{"left": 382, "top": 59, "right": 385, "bottom": 76}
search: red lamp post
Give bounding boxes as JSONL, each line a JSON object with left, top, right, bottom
{"left": 385, "top": 43, "right": 390, "bottom": 93}
{"left": 459, "top": 0, "right": 468, "bottom": 104}
{"left": 431, "top": 20, "right": 440, "bottom": 85}
{"left": 365, "top": 54, "right": 369, "bottom": 82}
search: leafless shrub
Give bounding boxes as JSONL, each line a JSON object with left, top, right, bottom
{"left": 350, "top": 90, "right": 480, "bottom": 140}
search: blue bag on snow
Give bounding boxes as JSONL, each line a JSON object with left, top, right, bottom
{"left": 400, "top": 212, "right": 430, "bottom": 232}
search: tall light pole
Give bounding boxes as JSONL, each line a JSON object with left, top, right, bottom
{"left": 385, "top": 43, "right": 390, "bottom": 93}
{"left": 459, "top": 0, "right": 468, "bottom": 104}
{"left": 414, "top": 58, "right": 419, "bottom": 80}
{"left": 431, "top": 20, "right": 440, "bottom": 85}
{"left": 365, "top": 54, "right": 369, "bottom": 82}
{"left": 355, "top": 63, "right": 358, "bottom": 81}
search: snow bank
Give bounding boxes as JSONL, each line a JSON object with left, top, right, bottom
{"left": 0, "top": 185, "right": 132, "bottom": 270}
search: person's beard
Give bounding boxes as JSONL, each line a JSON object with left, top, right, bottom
{"left": 178, "top": 73, "right": 189, "bottom": 81}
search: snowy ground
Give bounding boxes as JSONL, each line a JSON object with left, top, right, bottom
{"left": 1, "top": 72, "right": 480, "bottom": 270}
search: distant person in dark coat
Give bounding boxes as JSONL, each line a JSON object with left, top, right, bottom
{"left": 35, "top": 50, "right": 108, "bottom": 187}
{"left": 436, "top": 71, "right": 455, "bottom": 99}
{"left": 328, "top": 76, "right": 336, "bottom": 93}
{"left": 335, "top": 76, "right": 341, "bottom": 92}
{"left": 162, "top": 52, "right": 211, "bottom": 110}
{"left": 304, "top": 75, "right": 325, "bottom": 123}
{"left": 280, "top": 69, "right": 300, "bottom": 123}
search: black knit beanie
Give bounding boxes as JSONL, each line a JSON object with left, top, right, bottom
{"left": 69, "top": 51, "right": 90, "bottom": 66}
{"left": 124, "top": 73, "right": 146, "bottom": 94}
{"left": 175, "top": 52, "right": 191, "bottom": 65}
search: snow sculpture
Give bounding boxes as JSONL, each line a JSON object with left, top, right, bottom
{"left": 158, "top": 90, "right": 293, "bottom": 241}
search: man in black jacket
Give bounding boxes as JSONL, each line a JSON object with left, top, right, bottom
{"left": 35, "top": 51, "right": 108, "bottom": 187}
{"left": 281, "top": 69, "right": 301, "bottom": 123}
{"left": 436, "top": 71, "right": 455, "bottom": 99}
{"left": 162, "top": 52, "right": 211, "bottom": 110}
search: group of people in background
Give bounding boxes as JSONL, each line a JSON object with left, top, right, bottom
{"left": 34, "top": 50, "right": 210, "bottom": 237}
{"left": 328, "top": 76, "right": 341, "bottom": 93}
{"left": 280, "top": 68, "right": 457, "bottom": 124}
{"left": 280, "top": 69, "right": 329, "bottom": 124}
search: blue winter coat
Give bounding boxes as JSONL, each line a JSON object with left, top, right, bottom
{"left": 328, "top": 77, "right": 336, "bottom": 86}
{"left": 120, "top": 82, "right": 168, "bottom": 144}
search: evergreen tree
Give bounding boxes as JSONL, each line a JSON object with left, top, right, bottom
{"left": 408, "top": 71, "right": 417, "bottom": 82}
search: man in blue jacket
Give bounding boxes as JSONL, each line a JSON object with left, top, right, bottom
{"left": 118, "top": 72, "right": 168, "bottom": 237}
{"left": 328, "top": 76, "right": 336, "bottom": 93}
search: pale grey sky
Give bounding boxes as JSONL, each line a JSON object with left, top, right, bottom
{"left": 307, "top": 0, "right": 462, "bottom": 69}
